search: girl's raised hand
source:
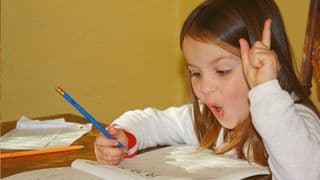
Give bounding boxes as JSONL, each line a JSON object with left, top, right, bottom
{"left": 239, "top": 19, "right": 279, "bottom": 89}
{"left": 94, "top": 126, "right": 128, "bottom": 165}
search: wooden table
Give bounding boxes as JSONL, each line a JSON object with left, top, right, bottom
{"left": 0, "top": 114, "right": 102, "bottom": 178}
{"left": 1, "top": 114, "right": 271, "bottom": 180}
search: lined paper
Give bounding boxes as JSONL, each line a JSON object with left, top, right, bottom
{"left": 0, "top": 116, "right": 92, "bottom": 150}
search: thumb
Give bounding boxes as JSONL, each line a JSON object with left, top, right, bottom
{"left": 107, "top": 126, "right": 128, "bottom": 149}
{"left": 107, "top": 126, "right": 120, "bottom": 136}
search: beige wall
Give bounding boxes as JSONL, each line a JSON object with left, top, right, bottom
{"left": 1, "top": 0, "right": 318, "bottom": 122}
{"left": 1, "top": 0, "right": 188, "bottom": 122}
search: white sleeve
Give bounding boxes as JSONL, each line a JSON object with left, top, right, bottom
{"left": 111, "top": 104, "right": 199, "bottom": 150}
{"left": 248, "top": 80, "right": 320, "bottom": 180}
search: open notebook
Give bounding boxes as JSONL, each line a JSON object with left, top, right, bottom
{"left": 72, "top": 145, "right": 270, "bottom": 180}
{"left": 4, "top": 145, "right": 270, "bottom": 180}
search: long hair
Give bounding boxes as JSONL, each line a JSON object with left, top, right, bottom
{"left": 180, "top": 0, "right": 320, "bottom": 166}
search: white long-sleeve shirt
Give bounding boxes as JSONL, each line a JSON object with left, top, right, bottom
{"left": 112, "top": 80, "right": 320, "bottom": 180}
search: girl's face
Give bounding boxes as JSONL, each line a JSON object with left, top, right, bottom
{"left": 182, "top": 36, "right": 250, "bottom": 129}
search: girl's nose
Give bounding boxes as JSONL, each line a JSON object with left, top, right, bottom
{"left": 199, "top": 78, "right": 217, "bottom": 95}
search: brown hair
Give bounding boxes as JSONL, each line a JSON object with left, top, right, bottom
{"left": 180, "top": 0, "right": 320, "bottom": 166}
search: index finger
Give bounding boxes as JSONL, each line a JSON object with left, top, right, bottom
{"left": 261, "top": 18, "right": 272, "bottom": 48}
{"left": 95, "top": 133, "right": 118, "bottom": 147}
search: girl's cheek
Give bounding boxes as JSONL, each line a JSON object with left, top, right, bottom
{"left": 191, "top": 80, "right": 198, "bottom": 91}
{"left": 191, "top": 83, "right": 202, "bottom": 99}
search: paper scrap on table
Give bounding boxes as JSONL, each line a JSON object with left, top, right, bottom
{"left": 0, "top": 116, "right": 92, "bottom": 150}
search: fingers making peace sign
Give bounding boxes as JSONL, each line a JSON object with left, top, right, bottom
{"left": 239, "top": 19, "right": 279, "bottom": 89}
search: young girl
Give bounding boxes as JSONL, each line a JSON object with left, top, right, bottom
{"left": 95, "top": 0, "right": 320, "bottom": 179}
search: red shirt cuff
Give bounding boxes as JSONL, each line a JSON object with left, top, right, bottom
{"left": 123, "top": 130, "right": 138, "bottom": 158}
{"left": 123, "top": 130, "right": 137, "bottom": 149}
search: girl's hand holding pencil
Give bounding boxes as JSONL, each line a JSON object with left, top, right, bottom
{"left": 95, "top": 126, "right": 129, "bottom": 165}
{"left": 55, "top": 86, "right": 128, "bottom": 165}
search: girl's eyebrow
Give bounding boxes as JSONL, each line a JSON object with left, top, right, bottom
{"left": 187, "top": 56, "right": 237, "bottom": 68}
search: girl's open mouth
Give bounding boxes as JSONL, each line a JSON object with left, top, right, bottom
{"left": 210, "top": 105, "right": 224, "bottom": 118}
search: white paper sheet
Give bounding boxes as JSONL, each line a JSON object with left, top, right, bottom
{"left": 165, "top": 146, "right": 266, "bottom": 173}
{"left": 0, "top": 116, "right": 92, "bottom": 150}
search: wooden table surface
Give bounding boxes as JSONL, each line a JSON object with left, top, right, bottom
{"left": 0, "top": 114, "right": 103, "bottom": 178}
{"left": 1, "top": 114, "right": 271, "bottom": 180}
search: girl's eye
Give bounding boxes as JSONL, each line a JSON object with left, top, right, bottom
{"left": 216, "top": 69, "right": 231, "bottom": 75}
{"left": 190, "top": 71, "right": 201, "bottom": 77}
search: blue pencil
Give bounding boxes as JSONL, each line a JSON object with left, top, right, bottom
{"left": 55, "top": 86, "right": 124, "bottom": 148}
